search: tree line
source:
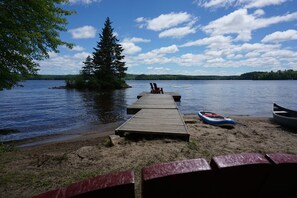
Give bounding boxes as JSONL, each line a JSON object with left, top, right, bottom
{"left": 125, "top": 70, "right": 297, "bottom": 80}
{"left": 239, "top": 70, "right": 297, "bottom": 80}
{"left": 30, "top": 70, "right": 297, "bottom": 81}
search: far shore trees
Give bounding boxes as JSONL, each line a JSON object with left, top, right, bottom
{"left": 67, "top": 17, "right": 128, "bottom": 90}
{"left": 0, "top": 0, "right": 74, "bottom": 90}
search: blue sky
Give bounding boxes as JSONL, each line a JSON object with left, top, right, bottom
{"left": 39, "top": 0, "right": 297, "bottom": 76}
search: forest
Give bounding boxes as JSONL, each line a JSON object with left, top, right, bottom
{"left": 30, "top": 70, "right": 297, "bottom": 81}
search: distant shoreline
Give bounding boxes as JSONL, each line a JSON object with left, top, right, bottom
{"left": 29, "top": 69, "right": 297, "bottom": 81}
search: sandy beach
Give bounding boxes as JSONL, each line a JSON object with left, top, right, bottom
{"left": 1, "top": 115, "right": 297, "bottom": 197}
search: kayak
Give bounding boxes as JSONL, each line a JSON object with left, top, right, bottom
{"left": 198, "top": 111, "right": 236, "bottom": 127}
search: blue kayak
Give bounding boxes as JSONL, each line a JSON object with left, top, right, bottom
{"left": 198, "top": 111, "right": 235, "bottom": 127}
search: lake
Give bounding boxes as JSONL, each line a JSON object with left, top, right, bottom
{"left": 1, "top": 80, "right": 296, "bottom": 142}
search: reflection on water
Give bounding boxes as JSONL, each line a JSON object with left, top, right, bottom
{"left": 0, "top": 80, "right": 297, "bottom": 142}
{"left": 80, "top": 90, "right": 127, "bottom": 124}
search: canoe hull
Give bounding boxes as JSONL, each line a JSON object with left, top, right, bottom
{"left": 272, "top": 103, "right": 297, "bottom": 129}
{"left": 198, "top": 111, "right": 235, "bottom": 127}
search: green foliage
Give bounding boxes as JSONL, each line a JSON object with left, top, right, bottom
{"left": 0, "top": 0, "right": 74, "bottom": 90}
{"left": 0, "top": 143, "right": 16, "bottom": 154}
{"left": 239, "top": 70, "right": 297, "bottom": 80}
{"left": 30, "top": 70, "right": 297, "bottom": 82}
{"left": 69, "top": 17, "right": 127, "bottom": 90}
{"left": 126, "top": 74, "right": 238, "bottom": 80}
{"left": 126, "top": 70, "right": 297, "bottom": 80}
{"left": 30, "top": 74, "right": 78, "bottom": 80}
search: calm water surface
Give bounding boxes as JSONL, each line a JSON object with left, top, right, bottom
{"left": 0, "top": 80, "right": 296, "bottom": 142}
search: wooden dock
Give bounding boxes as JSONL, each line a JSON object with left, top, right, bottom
{"left": 127, "top": 94, "right": 177, "bottom": 114}
{"left": 137, "top": 92, "right": 181, "bottom": 102}
{"left": 116, "top": 94, "right": 189, "bottom": 141}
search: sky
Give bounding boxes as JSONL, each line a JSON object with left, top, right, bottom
{"left": 39, "top": 0, "right": 297, "bottom": 76}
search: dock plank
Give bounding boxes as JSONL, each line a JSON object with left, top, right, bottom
{"left": 127, "top": 94, "right": 177, "bottom": 114}
{"left": 116, "top": 109, "right": 189, "bottom": 141}
{"left": 137, "top": 92, "right": 181, "bottom": 102}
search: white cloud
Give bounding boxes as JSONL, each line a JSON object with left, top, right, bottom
{"left": 69, "top": 26, "right": 97, "bottom": 39}
{"left": 48, "top": 51, "right": 58, "bottom": 58}
{"left": 195, "top": 0, "right": 287, "bottom": 9}
{"left": 128, "top": 37, "right": 151, "bottom": 43}
{"left": 195, "top": 0, "right": 237, "bottom": 8}
{"left": 121, "top": 42, "right": 142, "bottom": 55}
{"left": 262, "top": 49, "right": 297, "bottom": 59}
{"left": 151, "top": 45, "right": 179, "bottom": 54}
{"left": 125, "top": 45, "right": 179, "bottom": 67}
{"left": 126, "top": 39, "right": 297, "bottom": 71}
{"left": 202, "top": 9, "right": 297, "bottom": 41}
{"left": 147, "top": 66, "right": 171, "bottom": 73}
{"left": 261, "top": 29, "right": 297, "bottom": 43}
{"left": 73, "top": 52, "right": 91, "bottom": 59}
{"left": 233, "top": 43, "right": 280, "bottom": 52}
{"left": 71, "top": 45, "right": 85, "bottom": 51}
{"left": 159, "top": 26, "right": 197, "bottom": 38}
{"left": 253, "top": 9, "right": 265, "bottom": 17}
{"left": 121, "top": 37, "right": 151, "bottom": 55}
{"left": 180, "top": 35, "right": 232, "bottom": 47}
{"left": 69, "top": 0, "right": 102, "bottom": 4}
{"left": 136, "top": 12, "right": 194, "bottom": 31}
{"left": 39, "top": 52, "right": 91, "bottom": 74}
{"left": 245, "top": 0, "right": 287, "bottom": 9}
{"left": 174, "top": 53, "right": 205, "bottom": 66}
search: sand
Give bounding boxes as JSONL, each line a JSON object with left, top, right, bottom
{"left": 0, "top": 115, "right": 297, "bottom": 197}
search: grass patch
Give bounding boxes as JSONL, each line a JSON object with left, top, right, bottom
{"left": 0, "top": 143, "right": 17, "bottom": 154}
{"left": 103, "top": 138, "right": 113, "bottom": 148}
{"left": 52, "top": 153, "right": 68, "bottom": 164}
{"left": 187, "top": 139, "right": 199, "bottom": 150}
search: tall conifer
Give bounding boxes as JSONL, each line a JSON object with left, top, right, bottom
{"left": 91, "top": 17, "right": 126, "bottom": 88}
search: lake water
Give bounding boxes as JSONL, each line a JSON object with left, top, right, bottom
{"left": 1, "top": 80, "right": 296, "bottom": 142}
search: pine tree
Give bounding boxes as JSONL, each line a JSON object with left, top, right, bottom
{"left": 81, "top": 56, "right": 94, "bottom": 76}
{"left": 92, "top": 17, "right": 127, "bottom": 89}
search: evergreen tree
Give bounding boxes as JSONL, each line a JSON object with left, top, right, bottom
{"left": 81, "top": 56, "right": 94, "bottom": 76}
{"left": 92, "top": 17, "right": 127, "bottom": 89}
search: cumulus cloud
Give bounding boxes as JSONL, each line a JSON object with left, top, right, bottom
{"left": 147, "top": 66, "right": 171, "bottom": 74}
{"left": 180, "top": 35, "right": 232, "bottom": 47}
{"left": 73, "top": 52, "right": 90, "bottom": 59}
{"left": 39, "top": 52, "right": 91, "bottom": 74}
{"left": 69, "top": 0, "right": 102, "bottom": 4}
{"left": 202, "top": 9, "right": 297, "bottom": 41}
{"left": 253, "top": 9, "right": 265, "bottom": 17}
{"left": 121, "top": 42, "right": 142, "bottom": 55}
{"left": 71, "top": 45, "right": 85, "bottom": 51}
{"left": 245, "top": 0, "right": 287, "bottom": 9}
{"left": 125, "top": 45, "right": 179, "bottom": 66}
{"left": 261, "top": 29, "right": 297, "bottom": 43}
{"left": 151, "top": 45, "right": 179, "bottom": 54}
{"left": 136, "top": 12, "right": 193, "bottom": 31}
{"left": 135, "top": 12, "right": 198, "bottom": 38}
{"left": 125, "top": 39, "right": 297, "bottom": 72}
{"left": 121, "top": 37, "right": 151, "bottom": 55}
{"left": 128, "top": 37, "right": 151, "bottom": 43}
{"left": 195, "top": 0, "right": 287, "bottom": 9}
{"left": 159, "top": 26, "right": 197, "bottom": 38}
{"left": 69, "top": 26, "right": 97, "bottom": 39}
{"left": 195, "top": 0, "right": 238, "bottom": 8}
